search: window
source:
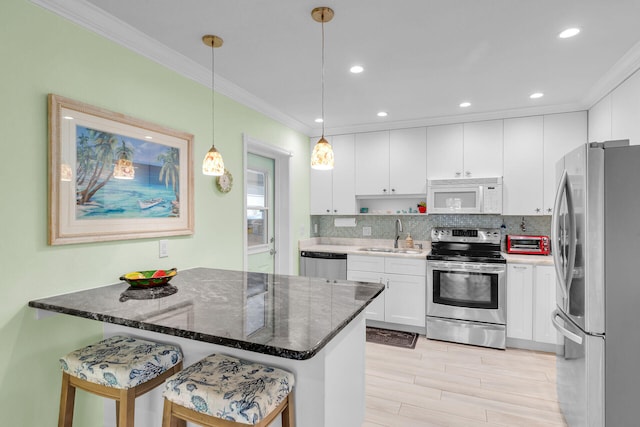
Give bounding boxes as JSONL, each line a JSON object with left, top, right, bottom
{"left": 247, "top": 169, "right": 268, "bottom": 248}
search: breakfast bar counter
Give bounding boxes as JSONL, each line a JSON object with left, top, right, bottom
{"left": 29, "top": 267, "right": 384, "bottom": 427}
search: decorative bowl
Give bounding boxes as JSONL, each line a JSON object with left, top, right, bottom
{"left": 119, "top": 268, "right": 177, "bottom": 288}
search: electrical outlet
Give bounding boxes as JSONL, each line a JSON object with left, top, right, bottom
{"left": 363, "top": 226, "right": 372, "bottom": 236}
{"left": 159, "top": 239, "right": 168, "bottom": 258}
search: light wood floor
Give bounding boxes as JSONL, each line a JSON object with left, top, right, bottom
{"left": 363, "top": 336, "right": 567, "bottom": 427}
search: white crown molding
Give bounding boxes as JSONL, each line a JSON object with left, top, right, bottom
{"left": 314, "top": 102, "right": 588, "bottom": 137}
{"left": 583, "top": 38, "right": 640, "bottom": 108}
{"left": 30, "top": 0, "right": 313, "bottom": 136}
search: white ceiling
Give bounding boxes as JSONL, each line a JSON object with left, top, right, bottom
{"left": 34, "top": 0, "right": 640, "bottom": 136}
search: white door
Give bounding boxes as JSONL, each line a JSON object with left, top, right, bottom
{"left": 244, "top": 134, "right": 292, "bottom": 275}
{"left": 247, "top": 153, "right": 275, "bottom": 273}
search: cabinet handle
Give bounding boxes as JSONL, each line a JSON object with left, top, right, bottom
{"left": 455, "top": 172, "right": 461, "bottom": 177}
{"left": 512, "top": 265, "right": 527, "bottom": 270}
{"left": 535, "top": 208, "right": 541, "bottom": 213}
{"left": 383, "top": 189, "right": 387, "bottom": 193}
{"left": 326, "top": 209, "right": 330, "bottom": 213}
{"left": 391, "top": 188, "right": 396, "bottom": 193}
{"left": 465, "top": 171, "right": 471, "bottom": 177}
{"left": 333, "top": 209, "right": 337, "bottom": 213}
{"left": 547, "top": 208, "right": 552, "bottom": 213}
{"left": 386, "top": 279, "right": 390, "bottom": 289}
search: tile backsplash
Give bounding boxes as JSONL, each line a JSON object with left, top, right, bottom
{"left": 310, "top": 214, "right": 551, "bottom": 242}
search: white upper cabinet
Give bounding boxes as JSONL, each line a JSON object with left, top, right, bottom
{"left": 389, "top": 127, "right": 427, "bottom": 195}
{"left": 309, "top": 135, "right": 356, "bottom": 215}
{"left": 426, "top": 121, "right": 503, "bottom": 179}
{"left": 611, "top": 70, "right": 640, "bottom": 146}
{"left": 426, "top": 124, "right": 463, "bottom": 179}
{"left": 355, "top": 131, "right": 390, "bottom": 195}
{"left": 356, "top": 129, "right": 427, "bottom": 196}
{"left": 503, "top": 116, "right": 544, "bottom": 215}
{"left": 589, "top": 95, "right": 612, "bottom": 143}
{"left": 543, "top": 112, "right": 587, "bottom": 213}
{"left": 331, "top": 134, "right": 357, "bottom": 214}
{"left": 463, "top": 120, "right": 504, "bottom": 178}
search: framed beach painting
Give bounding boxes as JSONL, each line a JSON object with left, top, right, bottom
{"left": 48, "top": 94, "right": 194, "bottom": 245}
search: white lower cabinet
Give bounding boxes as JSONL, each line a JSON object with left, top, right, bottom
{"left": 506, "top": 262, "right": 559, "bottom": 348}
{"left": 347, "top": 255, "right": 426, "bottom": 328}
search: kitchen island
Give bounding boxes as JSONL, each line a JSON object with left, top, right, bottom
{"left": 29, "top": 267, "right": 384, "bottom": 427}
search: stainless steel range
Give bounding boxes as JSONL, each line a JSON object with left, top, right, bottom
{"left": 426, "top": 227, "right": 506, "bottom": 349}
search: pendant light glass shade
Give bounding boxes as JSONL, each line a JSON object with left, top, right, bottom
{"left": 311, "top": 7, "right": 334, "bottom": 171}
{"left": 311, "top": 137, "right": 334, "bottom": 170}
{"left": 113, "top": 158, "right": 135, "bottom": 180}
{"left": 202, "top": 34, "right": 225, "bottom": 176}
{"left": 202, "top": 145, "right": 225, "bottom": 176}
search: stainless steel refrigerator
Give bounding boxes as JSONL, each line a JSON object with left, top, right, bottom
{"left": 551, "top": 140, "right": 640, "bottom": 426}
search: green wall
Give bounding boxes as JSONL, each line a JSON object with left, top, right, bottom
{"left": 0, "top": 0, "right": 310, "bottom": 425}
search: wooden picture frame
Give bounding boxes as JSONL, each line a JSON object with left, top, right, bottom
{"left": 48, "top": 94, "right": 194, "bottom": 245}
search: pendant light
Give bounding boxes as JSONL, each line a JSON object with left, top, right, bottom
{"left": 310, "top": 7, "right": 335, "bottom": 171}
{"left": 202, "top": 34, "right": 225, "bottom": 176}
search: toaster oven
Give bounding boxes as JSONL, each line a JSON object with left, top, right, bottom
{"left": 506, "top": 235, "right": 550, "bottom": 255}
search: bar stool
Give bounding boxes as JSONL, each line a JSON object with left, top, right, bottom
{"left": 162, "top": 353, "right": 295, "bottom": 426}
{"left": 58, "top": 335, "right": 183, "bottom": 427}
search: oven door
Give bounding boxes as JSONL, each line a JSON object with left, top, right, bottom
{"left": 427, "top": 260, "right": 506, "bottom": 324}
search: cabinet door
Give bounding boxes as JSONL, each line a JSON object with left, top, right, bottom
{"left": 589, "top": 95, "right": 612, "bottom": 143}
{"left": 347, "top": 255, "right": 385, "bottom": 273}
{"left": 543, "top": 112, "right": 587, "bottom": 213}
{"left": 389, "top": 128, "right": 427, "bottom": 194}
{"left": 534, "top": 265, "right": 559, "bottom": 344}
{"left": 347, "top": 270, "right": 385, "bottom": 321}
{"left": 385, "top": 257, "right": 426, "bottom": 276}
{"left": 611, "top": 70, "right": 640, "bottom": 145}
{"left": 503, "top": 116, "right": 544, "bottom": 215}
{"left": 355, "top": 131, "right": 390, "bottom": 195}
{"left": 385, "top": 273, "right": 426, "bottom": 327}
{"left": 309, "top": 138, "right": 333, "bottom": 214}
{"left": 463, "top": 120, "right": 504, "bottom": 178}
{"left": 426, "top": 124, "right": 463, "bottom": 179}
{"left": 506, "top": 264, "right": 533, "bottom": 340}
{"left": 331, "top": 134, "right": 356, "bottom": 214}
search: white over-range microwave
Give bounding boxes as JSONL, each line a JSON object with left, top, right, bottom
{"left": 427, "top": 177, "right": 503, "bottom": 214}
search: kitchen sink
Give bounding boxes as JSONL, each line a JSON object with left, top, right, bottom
{"left": 360, "top": 247, "right": 394, "bottom": 253}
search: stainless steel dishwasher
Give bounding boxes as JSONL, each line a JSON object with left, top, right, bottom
{"left": 299, "top": 251, "right": 347, "bottom": 280}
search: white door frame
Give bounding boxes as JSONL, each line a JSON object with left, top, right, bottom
{"left": 243, "top": 133, "right": 293, "bottom": 274}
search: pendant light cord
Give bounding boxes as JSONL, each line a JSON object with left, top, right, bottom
{"left": 321, "top": 18, "right": 325, "bottom": 138}
{"left": 211, "top": 42, "right": 216, "bottom": 148}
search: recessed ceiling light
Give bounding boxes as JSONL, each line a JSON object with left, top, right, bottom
{"left": 459, "top": 102, "right": 471, "bottom": 108}
{"left": 377, "top": 111, "right": 388, "bottom": 117}
{"left": 530, "top": 92, "right": 544, "bottom": 99}
{"left": 350, "top": 65, "right": 364, "bottom": 74}
{"left": 315, "top": 118, "right": 324, "bottom": 123}
{"left": 145, "top": 136, "right": 153, "bottom": 140}
{"left": 559, "top": 28, "right": 580, "bottom": 39}
{"left": 63, "top": 116, "right": 74, "bottom": 120}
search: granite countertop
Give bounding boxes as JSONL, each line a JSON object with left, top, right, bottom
{"left": 28, "top": 268, "right": 384, "bottom": 360}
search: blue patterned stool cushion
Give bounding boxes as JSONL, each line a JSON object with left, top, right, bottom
{"left": 60, "top": 335, "right": 183, "bottom": 389}
{"left": 163, "top": 354, "right": 294, "bottom": 425}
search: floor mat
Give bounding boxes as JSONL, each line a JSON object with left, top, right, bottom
{"left": 366, "top": 327, "right": 418, "bottom": 349}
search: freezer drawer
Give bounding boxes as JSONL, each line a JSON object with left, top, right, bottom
{"left": 552, "top": 309, "right": 604, "bottom": 427}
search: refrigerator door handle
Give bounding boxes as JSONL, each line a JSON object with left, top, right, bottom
{"left": 564, "top": 177, "right": 577, "bottom": 296}
{"left": 552, "top": 170, "right": 569, "bottom": 300}
{"left": 552, "top": 309, "right": 583, "bottom": 345}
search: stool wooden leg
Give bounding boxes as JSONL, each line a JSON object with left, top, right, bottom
{"left": 117, "top": 388, "right": 135, "bottom": 427}
{"left": 282, "top": 393, "right": 295, "bottom": 427}
{"left": 162, "top": 399, "right": 186, "bottom": 427}
{"left": 58, "top": 372, "right": 75, "bottom": 427}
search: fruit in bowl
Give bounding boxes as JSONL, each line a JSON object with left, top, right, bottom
{"left": 120, "top": 268, "right": 177, "bottom": 288}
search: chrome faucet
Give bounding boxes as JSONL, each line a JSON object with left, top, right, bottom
{"left": 394, "top": 218, "right": 403, "bottom": 248}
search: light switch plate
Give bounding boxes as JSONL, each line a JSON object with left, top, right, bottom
{"left": 363, "top": 226, "right": 372, "bottom": 236}
{"left": 159, "top": 239, "right": 168, "bottom": 258}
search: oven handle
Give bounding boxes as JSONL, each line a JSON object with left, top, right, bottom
{"left": 428, "top": 261, "right": 505, "bottom": 273}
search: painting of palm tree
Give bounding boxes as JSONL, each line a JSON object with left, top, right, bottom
{"left": 74, "top": 125, "right": 182, "bottom": 220}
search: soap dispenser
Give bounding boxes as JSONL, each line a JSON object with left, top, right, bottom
{"left": 405, "top": 233, "right": 414, "bottom": 249}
